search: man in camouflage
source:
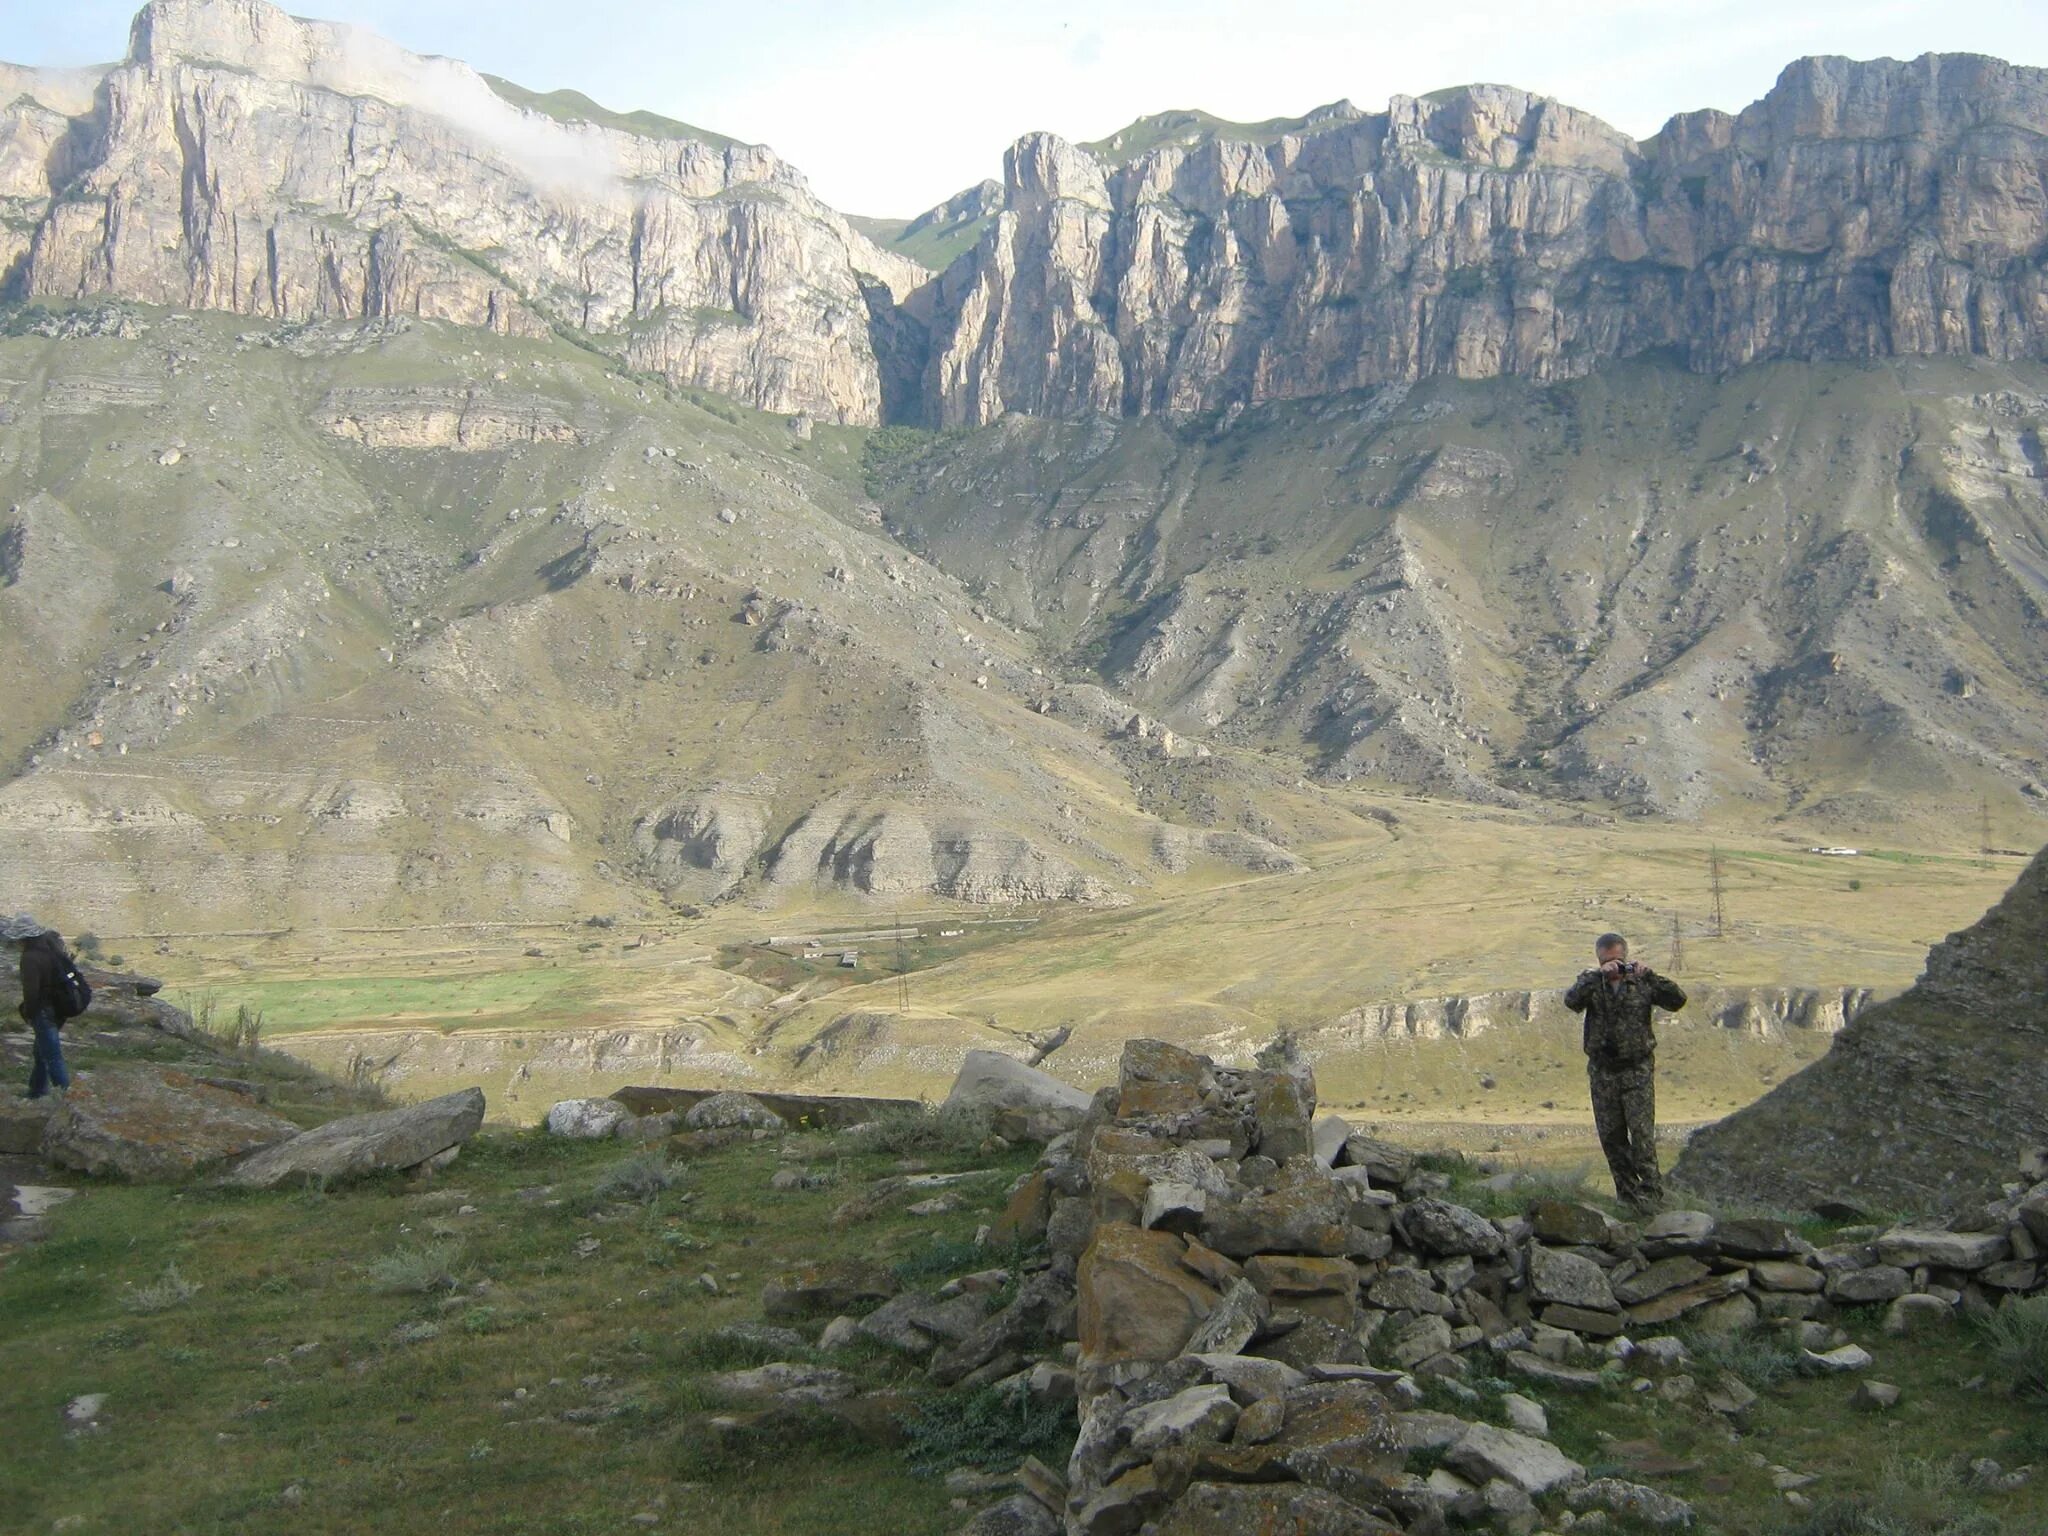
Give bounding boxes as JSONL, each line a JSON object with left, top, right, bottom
{"left": 1563, "top": 932, "right": 1687, "bottom": 1211}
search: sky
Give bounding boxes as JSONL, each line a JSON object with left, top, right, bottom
{"left": 7, "top": 0, "right": 2048, "bottom": 215}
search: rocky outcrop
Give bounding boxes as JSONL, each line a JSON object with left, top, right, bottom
{"left": 3, "top": 0, "right": 924, "bottom": 423}
{"left": 1324, "top": 985, "right": 1875, "bottom": 1044}
{"left": 1674, "top": 843, "right": 2048, "bottom": 1212}
{"left": 922, "top": 56, "right": 2048, "bottom": 425}
{"left": 41, "top": 1066, "right": 301, "bottom": 1180}
{"left": 765, "top": 805, "right": 1127, "bottom": 904}
{"left": 12, "top": 15, "right": 2048, "bottom": 433}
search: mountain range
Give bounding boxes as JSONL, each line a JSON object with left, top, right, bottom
{"left": 0, "top": 0, "right": 2044, "bottom": 932}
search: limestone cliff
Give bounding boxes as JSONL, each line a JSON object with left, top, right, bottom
{"left": 1673, "top": 842, "right": 2048, "bottom": 1213}
{"left": 921, "top": 56, "right": 2048, "bottom": 425}
{"left": 1, "top": 0, "right": 924, "bottom": 424}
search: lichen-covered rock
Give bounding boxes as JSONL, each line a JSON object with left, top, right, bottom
{"left": 41, "top": 1067, "right": 299, "bottom": 1180}
{"left": 1077, "top": 1223, "right": 1219, "bottom": 1369}
{"left": 684, "top": 1091, "right": 785, "bottom": 1132}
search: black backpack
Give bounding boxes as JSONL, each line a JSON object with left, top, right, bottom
{"left": 53, "top": 953, "right": 92, "bottom": 1022}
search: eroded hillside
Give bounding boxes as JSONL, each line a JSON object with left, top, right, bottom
{"left": 874, "top": 358, "right": 2048, "bottom": 826}
{"left": 0, "top": 307, "right": 1361, "bottom": 932}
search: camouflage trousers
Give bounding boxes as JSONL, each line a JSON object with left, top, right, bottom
{"left": 1588, "top": 1057, "right": 1663, "bottom": 1211}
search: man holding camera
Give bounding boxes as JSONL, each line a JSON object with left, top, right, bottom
{"left": 1563, "top": 932, "right": 1687, "bottom": 1211}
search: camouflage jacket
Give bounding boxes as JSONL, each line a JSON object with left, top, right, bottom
{"left": 1563, "top": 966, "right": 1687, "bottom": 1065}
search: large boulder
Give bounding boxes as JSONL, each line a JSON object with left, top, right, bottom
{"left": 223, "top": 1089, "right": 485, "bottom": 1189}
{"left": 545, "top": 1098, "right": 630, "bottom": 1139}
{"left": 684, "top": 1091, "right": 785, "bottom": 1131}
{"left": 1674, "top": 843, "right": 2048, "bottom": 1213}
{"left": 945, "top": 1051, "right": 1091, "bottom": 1120}
{"left": 1077, "top": 1222, "right": 1219, "bottom": 1368}
{"left": 41, "top": 1068, "right": 300, "bottom": 1180}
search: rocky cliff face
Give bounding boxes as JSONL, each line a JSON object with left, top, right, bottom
{"left": 1673, "top": 842, "right": 2048, "bottom": 1213}
{"left": 8, "top": 13, "right": 2048, "bottom": 431}
{"left": 920, "top": 56, "right": 2048, "bottom": 425}
{"left": 1, "top": 0, "right": 922, "bottom": 424}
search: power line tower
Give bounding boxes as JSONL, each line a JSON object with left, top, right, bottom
{"left": 1670, "top": 912, "right": 1685, "bottom": 973}
{"left": 1709, "top": 847, "right": 1726, "bottom": 939}
{"left": 894, "top": 907, "right": 910, "bottom": 1012}
{"left": 1980, "top": 796, "right": 1994, "bottom": 871}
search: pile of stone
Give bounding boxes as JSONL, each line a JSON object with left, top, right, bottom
{"left": 934, "top": 1040, "right": 2048, "bottom": 1535}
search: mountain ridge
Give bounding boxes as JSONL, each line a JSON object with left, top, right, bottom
{"left": 6, "top": 6, "right": 2048, "bottom": 428}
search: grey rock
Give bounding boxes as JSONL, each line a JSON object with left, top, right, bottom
{"left": 1124, "top": 1383, "right": 1239, "bottom": 1454}
{"left": 1873, "top": 1228, "right": 2009, "bottom": 1272}
{"left": 945, "top": 1050, "right": 1091, "bottom": 1119}
{"left": 224, "top": 1089, "right": 485, "bottom": 1188}
{"left": 1501, "top": 1393, "right": 1548, "bottom": 1436}
{"left": 1528, "top": 1245, "right": 1618, "bottom": 1311}
{"left": 1400, "top": 1198, "right": 1507, "bottom": 1258}
{"left": 1445, "top": 1422, "right": 1586, "bottom": 1495}
{"left": 545, "top": 1098, "right": 630, "bottom": 1139}
{"left": 1828, "top": 1265, "right": 1912, "bottom": 1304}
{"left": 1183, "top": 1277, "right": 1264, "bottom": 1356}
{"left": 1567, "top": 1478, "right": 1696, "bottom": 1529}
{"left": 684, "top": 1091, "right": 784, "bottom": 1132}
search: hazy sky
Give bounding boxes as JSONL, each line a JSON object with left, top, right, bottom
{"left": 7, "top": 1, "right": 2047, "bottom": 214}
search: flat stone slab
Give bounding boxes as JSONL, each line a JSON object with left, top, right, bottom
{"left": 1873, "top": 1228, "right": 2009, "bottom": 1272}
{"left": 1445, "top": 1422, "right": 1587, "bottom": 1495}
{"left": 224, "top": 1089, "right": 486, "bottom": 1189}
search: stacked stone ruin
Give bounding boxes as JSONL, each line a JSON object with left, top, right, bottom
{"left": 935, "top": 1038, "right": 2048, "bottom": 1535}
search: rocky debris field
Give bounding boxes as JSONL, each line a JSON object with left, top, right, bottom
{"left": 3, "top": 1029, "right": 2046, "bottom": 1534}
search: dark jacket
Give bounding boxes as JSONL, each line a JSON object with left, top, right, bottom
{"left": 1563, "top": 964, "right": 1686, "bottom": 1066}
{"left": 18, "top": 943, "right": 64, "bottom": 1023}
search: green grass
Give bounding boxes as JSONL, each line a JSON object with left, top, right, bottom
{"left": 480, "top": 74, "right": 740, "bottom": 149}
{"left": 172, "top": 968, "right": 601, "bottom": 1036}
{"left": 0, "top": 1122, "right": 1040, "bottom": 1535}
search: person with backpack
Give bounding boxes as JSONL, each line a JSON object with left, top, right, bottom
{"left": 18, "top": 927, "right": 90, "bottom": 1099}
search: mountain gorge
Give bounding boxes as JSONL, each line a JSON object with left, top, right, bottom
{"left": 0, "top": 0, "right": 2044, "bottom": 932}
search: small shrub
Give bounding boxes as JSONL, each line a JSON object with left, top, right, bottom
{"left": 900, "top": 1382, "right": 1076, "bottom": 1475}
{"left": 73, "top": 931, "right": 102, "bottom": 957}
{"left": 671, "top": 1328, "right": 800, "bottom": 1373}
{"left": 1681, "top": 1322, "right": 1801, "bottom": 1389}
{"left": 198, "top": 999, "right": 264, "bottom": 1054}
{"left": 893, "top": 1235, "right": 984, "bottom": 1286}
{"left": 365, "top": 1241, "right": 462, "bottom": 1294}
{"left": 848, "top": 1103, "right": 996, "bottom": 1156}
{"left": 121, "top": 1263, "right": 199, "bottom": 1314}
{"left": 593, "top": 1150, "right": 685, "bottom": 1204}
{"left": 1985, "top": 1294, "right": 2048, "bottom": 1399}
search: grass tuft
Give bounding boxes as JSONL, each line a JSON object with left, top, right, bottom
{"left": 365, "top": 1240, "right": 462, "bottom": 1294}
{"left": 1983, "top": 1294, "right": 2048, "bottom": 1400}
{"left": 119, "top": 1263, "right": 199, "bottom": 1314}
{"left": 593, "top": 1150, "right": 686, "bottom": 1204}
{"left": 899, "top": 1382, "right": 1075, "bottom": 1475}
{"left": 848, "top": 1104, "right": 997, "bottom": 1157}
